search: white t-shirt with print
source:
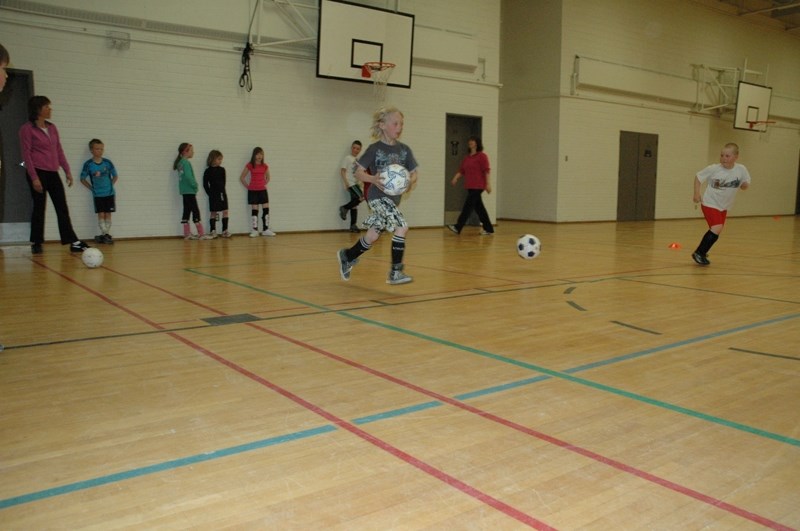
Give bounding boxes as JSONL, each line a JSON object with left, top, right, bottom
{"left": 340, "top": 154, "right": 358, "bottom": 187}
{"left": 697, "top": 163, "right": 751, "bottom": 211}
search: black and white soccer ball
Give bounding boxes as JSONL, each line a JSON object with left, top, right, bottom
{"left": 516, "top": 234, "right": 541, "bottom": 260}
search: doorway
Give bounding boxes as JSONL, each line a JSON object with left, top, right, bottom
{"left": 795, "top": 148, "right": 799, "bottom": 215}
{"left": 0, "top": 68, "right": 34, "bottom": 243}
{"left": 617, "top": 131, "right": 658, "bottom": 221}
{"left": 444, "top": 114, "right": 482, "bottom": 225}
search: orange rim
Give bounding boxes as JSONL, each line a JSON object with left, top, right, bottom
{"left": 361, "top": 62, "right": 396, "bottom": 78}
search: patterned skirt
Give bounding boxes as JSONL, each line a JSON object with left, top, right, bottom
{"left": 363, "top": 197, "right": 407, "bottom": 232}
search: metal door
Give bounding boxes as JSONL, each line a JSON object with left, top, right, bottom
{"left": 0, "top": 69, "right": 34, "bottom": 243}
{"left": 617, "top": 131, "right": 658, "bottom": 221}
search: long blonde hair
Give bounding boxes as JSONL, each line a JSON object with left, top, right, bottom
{"left": 370, "top": 106, "right": 403, "bottom": 140}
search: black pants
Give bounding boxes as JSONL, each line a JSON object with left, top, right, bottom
{"left": 182, "top": 194, "right": 201, "bottom": 223}
{"left": 455, "top": 189, "right": 493, "bottom": 233}
{"left": 341, "top": 185, "right": 362, "bottom": 225}
{"left": 27, "top": 169, "right": 79, "bottom": 245}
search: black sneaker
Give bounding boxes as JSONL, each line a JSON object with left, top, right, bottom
{"left": 349, "top": 225, "right": 360, "bottom": 233}
{"left": 339, "top": 206, "right": 347, "bottom": 221}
{"left": 692, "top": 252, "right": 710, "bottom": 265}
{"left": 103, "top": 234, "right": 114, "bottom": 244}
{"left": 94, "top": 235, "right": 104, "bottom": 243}
{"left": 70, "top": 241, "right": 90, "bottom": 252}
{"left": 31, "top": 243, "right": 43, "bottom": 254}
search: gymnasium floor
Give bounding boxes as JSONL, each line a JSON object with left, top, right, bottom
{"left": 1, "top": 217, "right": 798, "bottom": 529}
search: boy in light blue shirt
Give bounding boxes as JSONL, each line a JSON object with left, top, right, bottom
{"left": 80, "top": 138, "right": 119, "bottom": 244}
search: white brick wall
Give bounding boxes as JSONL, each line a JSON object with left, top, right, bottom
{"left": 0, "top": 0, "right": 501, "bottom": 241}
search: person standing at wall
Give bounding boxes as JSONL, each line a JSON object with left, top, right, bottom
{"left": 240, "top": 147, "right": 275, "bottom": 237}
{"left": 173, "top": 142, "right": 212, "bottom": 240}
{"left": 447, "top": 136, "right": 494, "bottom": 235}
{"left": 337, "top": 140, "right": 363, "bottom": 232}
{"left": 0, "top": 43, "right": 9, "bottom": 92}
{"left": 80, "top": 138, "right": 119, "bottom": 244}
{"left": 204, "top": 149, "right": 231, "bottom": 238}
{"left": 19, "top": 96, "right": 89, "bottom": 254}
{"left": 0, "top": 44, "right": 10, "bottom": 194}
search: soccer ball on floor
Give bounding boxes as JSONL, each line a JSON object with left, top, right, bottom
{"left": 516, "top": 234, "right": 541, "bottom": 259}
{"left": 379, "top": 164, "right": 411, "bottom": 196}
{"left": 82, "top": 247, "right": 104, "bottom": 268}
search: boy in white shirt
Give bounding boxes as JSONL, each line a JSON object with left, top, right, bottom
{"left": 692, "top": 143, "right": 751, "bottom": 265}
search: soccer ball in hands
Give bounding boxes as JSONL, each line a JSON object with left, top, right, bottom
{"left": 82, "top": 247, "right": 104, "bottom": 268}
{"left": 516, "top": 234, "right": 541, "bottom": 259}
{"left": 379, "top": 164, "right": 411, "bottom": 196}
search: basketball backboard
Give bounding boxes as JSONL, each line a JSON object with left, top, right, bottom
{"left": 317, "top": 0, "right": 413, "bottom": 89}
{"left": 734, "top": 81, "right": 772, "bottom": 132}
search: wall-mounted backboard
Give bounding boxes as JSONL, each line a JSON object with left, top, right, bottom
{"left": 317, "top": 0, "right": 414, "bottom": 89}
{"left": 734, "top": 81, "right": 772, "bottom": 132}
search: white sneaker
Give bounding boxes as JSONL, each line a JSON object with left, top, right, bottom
{"left": 249, "top": 230, "right": 259, "bottom": 238}
{"left": 184, "top": 234, "right": 198, "bottom": 240}
{"left": 222, "top": 231, "right": 232, "bottom": 238}
{"left": 199, "top": 234, "right": 215, "bottom": 240}
{"left": 261, "top": 229, "right": 276, "bottom": 236}
{"left": 209, "top": 231, "right": 219, "bottom": 239}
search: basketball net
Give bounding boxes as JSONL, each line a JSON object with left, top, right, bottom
{"left": 362, "top": 62, "right": 395, "bottom": 105}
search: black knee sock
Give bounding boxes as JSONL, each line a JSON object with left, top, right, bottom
{"left": 262, "top": 208, "right": 270, "bottom": 230}
{"left": 695, "top": 230, "right": 719, "bottom": 256}
{"left": 222, "top": 217, "right": 229, "bottom": 231}
{"left": 350, "top": 208, "right": 357, "bottom": 225}
{"left": 391, "top": 235, "right": 405, "bottom": 266}
{"left": 345, "top": 237, "right": 371, "bottom": 262}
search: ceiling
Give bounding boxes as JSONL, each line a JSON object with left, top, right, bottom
{"left": 717, "top": 0, "right": 800, "bottom": 33}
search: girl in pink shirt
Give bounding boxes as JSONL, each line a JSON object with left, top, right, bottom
{"left": 239, "top": 147, "right": 275, "bottom": 237}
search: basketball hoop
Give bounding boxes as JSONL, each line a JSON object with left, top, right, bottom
{"left": 746, "top": 120, "right": 776, "bottom": 131}
{"left": 361, "top": 61, "right": 395, "bottom": 104}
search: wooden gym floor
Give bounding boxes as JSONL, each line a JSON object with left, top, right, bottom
{"left": 1, "top": 217, "right": 798, "bottom": 530}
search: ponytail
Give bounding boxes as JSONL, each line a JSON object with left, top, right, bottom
{"left": 174, "top": 142, "right": 190, "bottom": 170}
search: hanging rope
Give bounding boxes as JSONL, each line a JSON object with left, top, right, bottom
{"left": 239, "top": 41, "right": 253, "bottom": 92}
{"left": 239, "top": 1, "right": 259, "bottom": 92}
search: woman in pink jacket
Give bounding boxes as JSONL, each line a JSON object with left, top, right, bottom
{"left": 19, "top": 96, "right": 88, "bottom": 254}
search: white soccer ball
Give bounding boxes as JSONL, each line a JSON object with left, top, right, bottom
{"left": 379, "top": 164, "right": 411, "bottom": 196}
{"left": 516, "top": 234, "right": 541, "bottom": 260}
{"left": 82, "top": 247, "right": 104, "bottom": 268}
